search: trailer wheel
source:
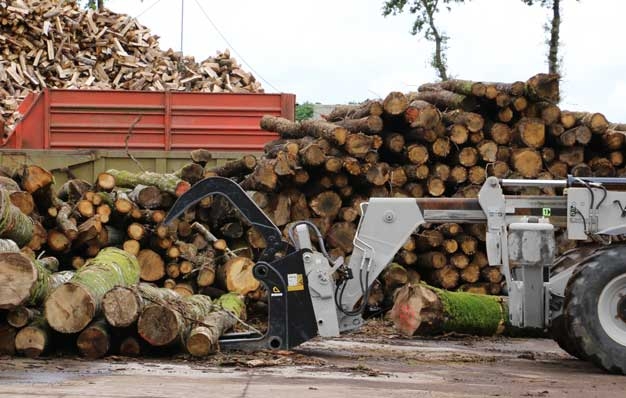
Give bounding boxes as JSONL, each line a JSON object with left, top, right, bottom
{"left": 563, "top": 245, "right": 626, "bottom": 374}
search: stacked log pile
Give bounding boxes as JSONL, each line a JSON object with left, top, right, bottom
{"left": 2, "top": 73, "right": 626, "bottom": 358}
{"left": 0, "top": 0, "right": 263, "bottom": 136}
{"left": 251, "top": 73, "right": 626, "bottom": 301}
{"left": 0, "top": 162, "right": 254, "bottom": 358}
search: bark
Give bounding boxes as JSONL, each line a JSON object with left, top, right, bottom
{"left": 77, "top": 318, "right": 110, "bottom": 359}
{"left": 335, "top": 115, "right": 384, "bottom": 135}
{"left": 389, "top": 284, "right": 507, "bottom": 336}
{"left": 443, "top": 110, "right": 484, "bottom": 133}
{"left": 106, "top": 169, "right": 190, "bottom": 197}
{"left": 260, "top": 115, "right": 301, "bottom": 136}
{"left": 325, "top": 100, "right": 383, "bottom": 121}
{"left": 0, "top": 188, "right": 34, "bottom": 247}
{"left": 211, "top": 155, "right": 257, "bottom": 178}
{"left": 0, "top": 252, "right": 73, "bottom": 309}
{"left": 410, "top": 90, "right": 476, "bottom": 111}
{"left": 45, "top": 248, "right": 140, "bottom": 333}
{"left": 190, "top": 149, "right": 213, "bottom": 167}
{"left": 138, "top": 294, "right": 213, "bottom": 347}
{"left": 186, "top": 293, "right": 246, "bottom": 356}
{"left": 300, "top": 119, "right": 348, "bottom": 145}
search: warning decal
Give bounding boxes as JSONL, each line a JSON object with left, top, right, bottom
{"left": 287, "top": 273, "right": 305, "bottom": 292}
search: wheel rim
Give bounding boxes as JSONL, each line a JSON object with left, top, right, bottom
{"left": 598, "top": 273, "right": 626, "bottom": 346}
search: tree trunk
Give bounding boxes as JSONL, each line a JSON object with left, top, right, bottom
{"left": 0, "top": 252, "right": 73, "bottom": 309}
{"left": 410, "top": 90, "right": 476, "bottom": 111}
{"left": 77, "top": 318, "right": 110, "bottom": 359}
{"left": 404, "top": 100, "right": 441, "bottom": 129}
{"left": 335, "top": 115, "right": 384, "bottom": 135}
{"left": 525, "top": 73, "right": 560, "bottom": 103}
{"left": 185, "top": 293, "right": 246, "bottom": 357}
{"left": 45, "top": 248, "right": 140, "bottom": 333}
{"left": 138, "top": 294, "right": 213, "bottom": 346}
{"left": 389, "top": 284, "right": 507, "bottom": 336}
{"left": 217, "top": 256, "right": 260, "bottom": 295}
{"left": 325, "top": 100, "right": 383, "bottom": 121}
{"left": 14, "top": 315, "right": 49, "bottom": 358}
{"left": 0, "top": 188, "right": 34, "bottom": 247}
{"left": 211, "top": 155, "right": 257, "bottom": 177}
{"left": 106, "top": 169, "right": 190, "bottom": 197}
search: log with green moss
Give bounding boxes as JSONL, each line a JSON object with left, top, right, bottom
{"left": 106, "top": 169, "right": 191, "bottom": 197}
{"left": 0, "top": 252, "right": 73, "bottom": 309}
{"left": 137, "top": 294, "right": 213, "bottom": 346}
{"left": 45, "top": 247, "right": 140, "bottom": 333}
{"left": 186, "top": 293, "right": 246, "bottom": 357}
{"left": 0, "top": 188, "right": 34, "bottom": 247}
{"left": 102, "top": 283, "right": 180, "bottom": 328}
{"left": 389, "top": 283, "right": 508, "bottom": 336}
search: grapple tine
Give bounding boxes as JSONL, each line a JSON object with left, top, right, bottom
{"left": 164, "top": 177, "right": 287, "bottom": 262}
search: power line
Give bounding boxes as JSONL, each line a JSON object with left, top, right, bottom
{"left": 192, "top": 0, "right": 281, "bottom": 93}
{"left": 134, "top": 0, "right": 163, "bottom": 19}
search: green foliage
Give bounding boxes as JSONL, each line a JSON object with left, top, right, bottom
{"left": 295, "top": 102, "right": 315, "bottom": 121}
{"left": 382, "top": 0, "right": 467, "bottom": 81}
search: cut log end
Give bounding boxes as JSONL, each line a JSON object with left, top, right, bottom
{"left": 0, "top": 253, "right": 37, "bottom": 309}
{"left": 45, "top": 283, "right": 95, "bottom": 333}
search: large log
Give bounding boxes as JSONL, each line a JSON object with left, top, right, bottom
{"left": 77, "top": 318, "right": 110, "bottom": 359}
{"left": 106, "top": 169, "right": 190, "bottom": 197}
{"left": 138, "top": 294, "right": 213, "bottom": 346}
{"left": 325, "top": 100, "right": 383, "bottom": 121}
{"left": 0, "top": 188, "right": 33, "bottom": 247}
{"left": 0, "top": 252, "right": 73, "bottom": 309}
{"left": 14, "top": 315, "right": 49, "bottom": 358}
{"left": 217, "top": 256, "right": 260, "bottom": 295}
{"left": 45, "top": 248, "right": 140, "bottom": 333}
{"left": 186, "top": 293, "right": 246, "bottom": 356}
{"left": 389, "top": 284, "right": 507, "bottom": 336}
{"left": 409, "top": 90, "right": 476, "bottom": 112}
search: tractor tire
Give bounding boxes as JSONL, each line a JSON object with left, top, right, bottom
{"left": 550, "top": 245, "right": 603, "bottom": 360}
{"left": 562, "top": 244, "right": 626, "bottom": 374}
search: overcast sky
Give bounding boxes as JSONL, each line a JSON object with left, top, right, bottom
{"left": 105, "top": 0, "right": 626, "bottom": 122}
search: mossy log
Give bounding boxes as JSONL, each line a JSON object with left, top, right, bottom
{"left": 45, "top": 247, "right": 140, "bottom": 333}
{"left": 0, "top": 188, "right": 34, "bottom": 247}
{"left": 102, "top": 284, "right": 179, "bottom": 328}
{"left": 138, "top": 294, "right": 213, "bottom": 346}
{"left": 389, "top": 283, "right": 508, "bottom": 336}
{"left": 186, "top": 293, "right": 246, "bottom": 357}
{"left": 0, "top": 252, "right": 73, "bottom": 309}
{"left": 106, "top": 169, "right": 190, "bottom": 197}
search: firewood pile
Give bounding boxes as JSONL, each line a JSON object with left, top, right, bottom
{"left": 2, "top": 72, "right": 626, "bottom": 359}
{"left": 0, "top": 0, "right": 263, "bottom": 136}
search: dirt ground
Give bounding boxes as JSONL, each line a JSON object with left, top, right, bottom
{"left": 1, "top": 320, "right": 625, "bottom": 398}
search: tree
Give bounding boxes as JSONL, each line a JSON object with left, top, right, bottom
{"left": 522, "top": 0, "right": 579, "bottom": 75}
{"left": 84, "top": 0, "right": 105, "bottom": 11}
{"left": 295, "top": 102, "right": 315, "bottom": 121}
{"left": 382, "top": 0, "right": 467, "bottom": 81}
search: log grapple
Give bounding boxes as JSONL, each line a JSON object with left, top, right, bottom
{"left": 166, "top": 175, "right": 626, "bottom": 373}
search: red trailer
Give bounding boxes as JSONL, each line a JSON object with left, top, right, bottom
{"left": 0, "top": 89, "right": 295, "bottom": 184}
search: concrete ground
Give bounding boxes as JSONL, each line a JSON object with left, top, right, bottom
{"left": 1, "top": 321, "right": 625, "bottom": 398}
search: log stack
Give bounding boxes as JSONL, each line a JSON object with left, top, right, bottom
{"left": 2, "top": 71, "right": 626, "bottom": 357}
{"left": 0, "top": 0, "right": 263, "bottom": 137}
